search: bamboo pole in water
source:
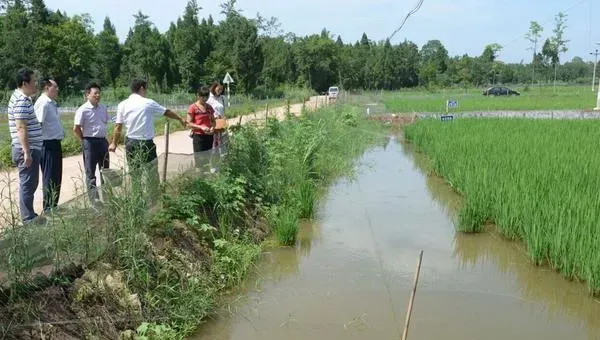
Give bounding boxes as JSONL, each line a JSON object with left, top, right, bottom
{"left": 401, "top": 250, "right": 423, "bottom": 340}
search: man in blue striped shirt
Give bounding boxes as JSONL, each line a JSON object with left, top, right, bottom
{"left": 8, "top": 68, "right": 44, "bottom": 224}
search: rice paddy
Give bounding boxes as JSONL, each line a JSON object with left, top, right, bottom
{"left": 385, "top": 85, "right": 597, "bottom": 113}
{"left": 404, "top": 118, "right": 600, "bottom": 295}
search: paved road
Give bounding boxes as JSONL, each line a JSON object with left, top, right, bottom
{"left": 0, "top": 96, "right": 327, "bottom": 225}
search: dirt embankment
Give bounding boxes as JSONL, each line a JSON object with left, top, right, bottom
{"left": 0, "top": 97, "right": 325, "bottom": 339}
{"left": 367, "top": 114, "right": 418, "bottom": 128}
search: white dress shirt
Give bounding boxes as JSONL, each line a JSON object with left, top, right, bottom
{"left": 115, "top": 94, "right": 166, "bottom": 140}
{"left": 34, "top": 93, "right": 64, "bottom": 140}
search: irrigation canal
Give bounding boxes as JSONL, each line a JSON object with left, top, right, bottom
{"left": 192, "top": 135, "right": 600, "bottom": 340}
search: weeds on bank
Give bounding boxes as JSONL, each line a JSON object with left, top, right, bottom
{"left": 0, "top": 103, "right": 387, "bottom": 338}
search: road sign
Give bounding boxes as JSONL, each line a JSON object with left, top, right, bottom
{"left": 223, "top": 72, "right": 234, "bottom": 108}
{"left": 223, "top": 72, "right": 234, "bottom": 84}
{"left": 447, "top": 99, "right": 458, "bottom": 109}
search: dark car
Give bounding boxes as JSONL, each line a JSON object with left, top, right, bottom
{"left": 482, "top": 86, "right": 520, "bottom": 96}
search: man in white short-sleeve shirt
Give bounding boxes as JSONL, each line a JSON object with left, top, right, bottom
{"left": 34, "top": 78, "right": 64, "bottom": 212}
{"left": 73, "top": 82, "right": 110, "bottom": 202}
{"left": 109, "top": 78, "right": 186, "bottom": 192}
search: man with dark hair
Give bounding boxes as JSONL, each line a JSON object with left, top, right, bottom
{"left": 34, "top": 77, "right": 63, "bottom": 212}
{"left": 8, "top": 68, "right": 44, "bottom": 224}
{"left": 73, "top": 82, "right": 110, "bottom": 203}
{"left": 109, "top": 78, "right": 186, "bottom": 196}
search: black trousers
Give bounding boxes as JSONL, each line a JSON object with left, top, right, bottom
{"left": 125, "top": 138, "right": 160, "bottom": 199}
{"left": 192, "top": 134, "right": 213, "bottom": 168}
{"left": 192, "top": 134, "right": 214, "bottom": 152}
{"left": 41, "top": 139, "right": 63, "bottom": 212}
{"left": 125, "top": 138, "right": 158, "bottom": 166}
{"left": 82, "top": 137, "right": 109, "bottom": 201}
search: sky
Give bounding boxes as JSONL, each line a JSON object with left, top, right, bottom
{"left": 45, "top": 0, "right": 599, "bottom": 64}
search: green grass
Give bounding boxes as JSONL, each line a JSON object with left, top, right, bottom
{"left": 385, "top": 85, "right": 598, "bottom": 113}
{"left": 0, "top": 101, "right": 388, "bottom": 338}
{"left": 404, "top": 118, "right": 600, "bottom": 295}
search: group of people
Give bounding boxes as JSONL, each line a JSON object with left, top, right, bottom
{"left": 7, "top": 68, "right": 227, "bottom": 224}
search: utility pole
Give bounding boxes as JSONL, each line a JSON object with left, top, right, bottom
{"left": 595, "top": 43, "right": 600, "bottom": 111}
{"left": 590, "top": 49, "right": 599, "bottom": 91}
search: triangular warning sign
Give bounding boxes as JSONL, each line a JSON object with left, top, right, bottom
{"left": 223, "top": 72, "right": 234, "bottom": 84}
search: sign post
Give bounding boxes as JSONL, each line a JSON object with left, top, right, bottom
{"left": 442, "top": 99, "right": 458, "bottom": 121}
{"left": 223, "top": 72, "right": 234, "bottom": 108}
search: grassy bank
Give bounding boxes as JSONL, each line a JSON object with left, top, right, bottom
{"left": 385, "top": 85, "right": 597, "bottom": 113}
{"left": 404, "top": 118, "right": 600, "bottom": 295}
{"left": 0, "top": 104, "right": 386, "bottom": 338}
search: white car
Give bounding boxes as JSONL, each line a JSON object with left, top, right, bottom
{"left": 328, "top": 86, "right": 339, "bottom": 100}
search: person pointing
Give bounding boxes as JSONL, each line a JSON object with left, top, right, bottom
{"left": 109, "top": 78, "right": 186, "bottom": 192}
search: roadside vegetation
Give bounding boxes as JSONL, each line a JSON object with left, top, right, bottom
{"left": 0, "top": 104, "right": 386, "bottom": 339}
{"left": 404, "top": 118, "right": 600, "bottom": 295}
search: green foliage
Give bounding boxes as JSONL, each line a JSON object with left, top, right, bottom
{"left": 135, "top": 323, "right": 179, "bottom": 340}
{"left": 0, "top": 100, "right": 387, "bottom": 338}
{"left": 405, "top": 118, "right": 600, "bottom": 295}
{"left": 0, "top": 1, "right": 588, "bottom": 94}
{"left": 212, "top": 238, "right": 261, "bottom": 289}
{"left": 267, "top": 206, "right": 299, "bottom": 246}
{"left": 96, "top": 17, "right": 122, "bottom": 88}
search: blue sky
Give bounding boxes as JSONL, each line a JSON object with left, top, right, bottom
{"left": 45, "top": 0, "right": 598, "bottom": 63}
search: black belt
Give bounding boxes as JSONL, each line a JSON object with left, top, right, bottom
{"left": 83, "top": 136, "right": 107, "bottom": 140}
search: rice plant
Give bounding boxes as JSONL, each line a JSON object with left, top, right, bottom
{"left": 405, "top": 117, "right": 600, "bottom": 294}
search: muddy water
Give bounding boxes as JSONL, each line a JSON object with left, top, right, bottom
{"left": 192, "top": 137, "right": 600, "bottom": 340}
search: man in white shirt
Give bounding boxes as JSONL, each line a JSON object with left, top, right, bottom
{"left": 34, "top": 78, "right": 64, "bottom": 212}
{"left": 73, "top": 82, "right": 110, "bottom": 203}
{"left": 109, "top": 78, "right": 186, "bottom": 194}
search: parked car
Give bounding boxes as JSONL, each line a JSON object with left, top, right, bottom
{"left": 328, "top": 86, "right": 339, "bottom": 100}
{"left": 482, "top": 86, "right": 520, "bottom": 96}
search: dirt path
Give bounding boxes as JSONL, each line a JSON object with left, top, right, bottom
{"left": 0, "top": 96, "right": 327, "bottom": 224}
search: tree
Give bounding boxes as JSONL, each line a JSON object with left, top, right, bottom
{"left": 481, "top": 43, "right": 502, "bottom": 63}
{"left": 30, "top": 0, "right": 49, "bottom": 24}
{"left": 41, "top": 15, "right": 97, "bottom": 91}
{"left": 122, "top": 12, "right": 174, "bottom": 89}
{"left": 220, "top": 0, "right": 241, "bottom": 17}
{"left": 0, "top": 0, "right": 33, "bottom": 88}
{"left": 206, "top": 12, "right": 263, "bottom": 94}
{"left": 419, "top": 40, "right": 449, "bottom": 86}
{"left": 551, "top": 12, "right": 569, "bottom": 91}
{"left": 255, "top": 13, "right": 283, "bottom": 37}
{"left": 541, "top": 39, "right": 557, "bottom": 82}
{"left": 525, "top": 21, "right": 543, "bottom": 85}
{"left": 96, "top": 17, "right": 122, "bottom": 89}
{"left": 170, "top": 0, "right": 205, "bottom": 91}
{"left": 481, "top": 44, "right": 503, "bottom": 85}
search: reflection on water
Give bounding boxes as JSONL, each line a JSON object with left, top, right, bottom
{"left": 192, "top": 136, "right": 600, "bottom": 340}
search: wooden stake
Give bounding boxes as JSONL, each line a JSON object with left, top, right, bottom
{"left": 161, "top": 121, "right": 170, "bottom": 184}
{"left": 401, "top": 250, "right": 423, "bottom": 340}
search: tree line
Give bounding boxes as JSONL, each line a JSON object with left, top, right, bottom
{"left": 0, "top": 0, "right": 594, "bottom": 99}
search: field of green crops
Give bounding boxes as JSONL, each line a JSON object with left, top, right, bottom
{"left": 404, "top": 118, "right": 600, "bottom": 294}
{"left": 385, "top": 85, "right": 597, "bottom": 113}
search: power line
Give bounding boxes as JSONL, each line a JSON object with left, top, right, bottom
{"left": 387, "top": 0, "right": 425, "bottom": 42}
